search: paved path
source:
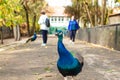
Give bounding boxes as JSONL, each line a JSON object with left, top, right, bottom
{"left": 0, "top": 36, "right": 120, "bottom": 80}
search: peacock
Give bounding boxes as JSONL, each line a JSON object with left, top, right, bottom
{"left": 55, "top": 30, "right": 84, "bottom": 80}
{"left": 26, "top": 32, "right": 37, "bottom": 43}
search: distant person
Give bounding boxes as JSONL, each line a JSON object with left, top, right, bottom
{"left": 38, "top": 11, "right": 49, "bottom": 46}
{"left": 68, "top": 15, "right": 79, "bottom": 44}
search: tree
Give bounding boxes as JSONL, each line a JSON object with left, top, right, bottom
{"left": 115, "top": 0, "right": 120, "bottom": 2}
{"left": 28, "top": 0, "right": 47, "bottom": 35}
{"left": 101, "top": 0, "right": 106, "bottom": 25}
{"left": 65, "top": 0, "right": 82, "bottom": 20}
{"left": 0, "top": 0, "right": 22, "bottom": 43}
{"left": 65, "top": 0, "right": 109, "bottom": 28}
{"left": 20, "top": 0, "right": 47, "bottom": 36}
{"left": 84, "top": 1, "right": 94, "bottom": 27}
{"left": 20, "top": 0, "right": 31, "bottom": 36}
{"left": 93, "top": 0, "right": 98, "bottom": 26}
{"left": 65, "top": 0, "right": 95, "bottom": 27}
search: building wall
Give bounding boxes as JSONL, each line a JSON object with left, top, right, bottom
{"left": 98, "top": 0, "right": 115, "bottom": 8}
{"left": 106, "top": 0, "right": 115, "bottom": 8}
{"left": 49, "top": 16, "right": 70, "bottom": 29}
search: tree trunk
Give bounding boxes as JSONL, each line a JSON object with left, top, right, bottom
{"left": 104, "top": 8, "right": 108, "bottom": 25}
{"left": 95, "top": 0, "right": 98, "bottom": 26}
{"left": 77, "top": 0, "right": 81, "bottom": 23}
{"left": 0, "top": 27, "right": 3, "bottom": 44}
{"left": 13, "top": 24, "right": 21, "bottom": 41}
{"left": 101, "top": 0, "right": 106, "bottom": 25}
{"left": 16, "top": 24, "right": 21, "bottom": 41}
{"left": 23, "top": 5, "right": 30, "bottom": 36}
{"left": 76, "top": 0, "right": 79, "bottom": 19}
{"left": 13, "top": 26, "right": 17, "bottom": 41}
{"left": 84, "top": 1, "right": 94, "bottom": 27}
{"left": 31, "top": 13, "right": 36, "bottom": 35}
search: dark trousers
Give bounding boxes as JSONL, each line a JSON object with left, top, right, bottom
{"left": 41, "top": 30, "right": 48, "bottom": 44}
{"left": 70, "top": 30, "right": 76, "bottom": 42}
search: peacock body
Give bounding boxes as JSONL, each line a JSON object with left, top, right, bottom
{"left": 56, "top": 30, "right": 84, "bottom": 80}
{"left": 26, "top": 33, "right": 37, "bottom": 43}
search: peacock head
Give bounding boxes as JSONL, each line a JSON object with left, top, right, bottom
{"left": 55, "top": 30, "right": 63, "bottom": 41}
{"left": 34, "top": 32, "right": 36, "bottom": 35}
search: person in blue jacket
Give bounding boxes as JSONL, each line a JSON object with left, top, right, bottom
{"left": 68, "top": 15, "right": 79, "bottom": 44}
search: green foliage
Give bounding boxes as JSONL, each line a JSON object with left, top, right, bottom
{"left": 0, "top": 0, "right": 46, "bottom": 33}
{"left": 0, "top": 0, "right": 23, "bottom": 26}
{"left": 20, "top": 0, "right": 47, "bottom": 35}
{"left": 115, "top": 0, "right": 120, "bottom": 2}
{"left": 65, "top": 0, "right": 109, "bottom": 27}
{"left": 65, "top": 0, "right": 83, "bottom": 19}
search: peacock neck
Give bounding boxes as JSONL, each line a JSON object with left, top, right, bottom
{"left": 58, "top": 39, "right": 62, "bottom": 42}
{"left": 33, "top": 35, "right": 37, "bottom": 38}
{"left": 58, "top": 36, "right": 63, "bottom": 42}
{"left": 57, "top": 40, "right": 74, "bottom": 62}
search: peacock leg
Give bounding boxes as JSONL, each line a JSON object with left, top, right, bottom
{"left": 64, "top": 77, "right": 67, "bottom": 80}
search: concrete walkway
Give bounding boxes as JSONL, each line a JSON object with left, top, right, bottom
{"left": 0, "top": 36, "right": 120, "bottom": 80}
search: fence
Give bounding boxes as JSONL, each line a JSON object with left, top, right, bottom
{"left": 75, "top": 24, "right": 120, "bottom": 51}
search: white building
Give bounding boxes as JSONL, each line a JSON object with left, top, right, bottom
{"left": 98, "top": 0, "right": 115, "bottom": 8}
{"left": 106, "top": 0, "right": 115, "bottom": 8}
{"left": 46, "top": 6, "right": 70, "bottom": 34}
{"left": 48, "top": 6, "right": 70, "bottom": 29}
{"left": 50, "top": 16, "right": 70, "bottom": 28}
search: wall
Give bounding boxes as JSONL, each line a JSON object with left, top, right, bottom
{"left": 109, "top": 13, "right": 120, "bottom": 24}
{"left": 75, "top": 24, "right": 120, "bottom": 51}
{"left": 0, "top": 27, "right": 13, "bottom": 39}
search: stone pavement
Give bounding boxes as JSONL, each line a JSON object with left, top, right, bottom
{"left": 0, "top": 35, "right": 120, "bottom": 80}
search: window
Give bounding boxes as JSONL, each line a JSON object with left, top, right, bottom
{"left": 58, "top": 17, "right": 60, "bottom": 21}
{"left": 51, "top": 17, "right": 53, "bottom": 21}
{"left": 55, "top": 17, "right": 57, "bottom": 21}
{"left": 61, "top": 17, "right": 64, "bottom": 21}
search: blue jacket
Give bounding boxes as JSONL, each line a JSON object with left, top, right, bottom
{"left": 68, "top": 20, "right": 79, "bottom": 31}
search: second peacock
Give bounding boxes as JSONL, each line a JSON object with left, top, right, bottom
{"left": 26, "top": 32, "right": 37, "bottom": 43}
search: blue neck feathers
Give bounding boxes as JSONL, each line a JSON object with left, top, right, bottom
{"left": 33, "top": 34, "right": 37, "bottom": 38}
{"left": 57, "top": 40, "right": 74, "bottom": 63}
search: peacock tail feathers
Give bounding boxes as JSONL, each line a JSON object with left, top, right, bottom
{"left": 26, "top": 38, "right": 31, "bottom": 43}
